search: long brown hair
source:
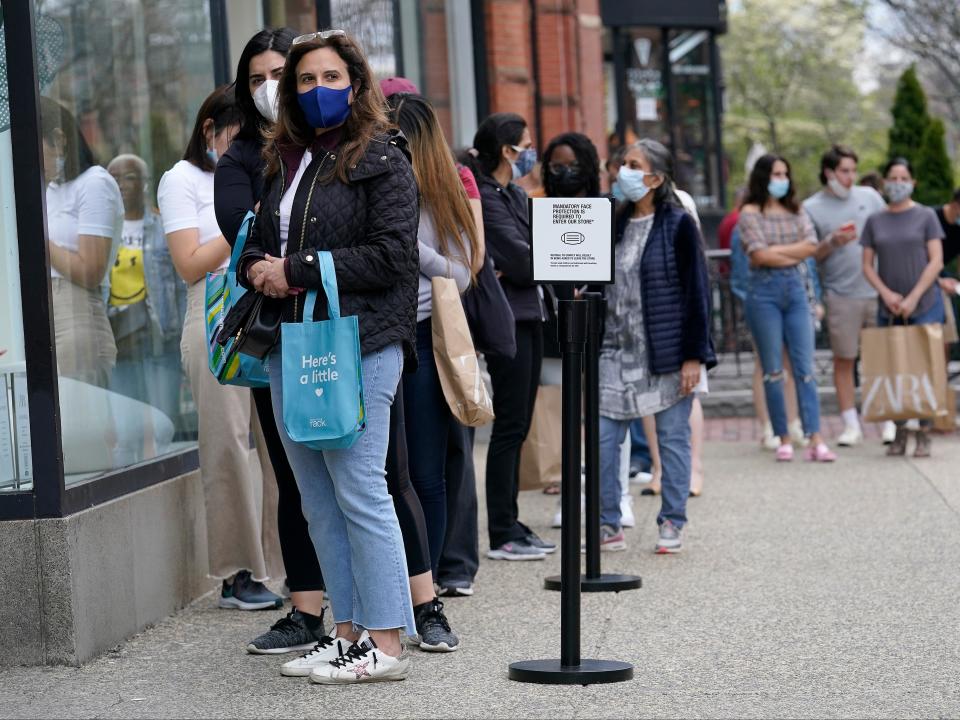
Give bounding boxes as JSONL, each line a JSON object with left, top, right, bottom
{"left": 264, "top": 32, "right": 390, "bottom": 183}
{"left": 388, "top": 93, "right": 482, "bottom": 278}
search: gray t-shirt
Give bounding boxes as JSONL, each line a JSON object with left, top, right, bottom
{"left": 803, "top": 185, "right": 886, "bottom": 298}
{"left": 859, "top": 204, "right": 944, "bottom": 318}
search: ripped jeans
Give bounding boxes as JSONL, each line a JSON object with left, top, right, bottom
{"left": 746, "top": 266, "right": 821, "bottom": 438}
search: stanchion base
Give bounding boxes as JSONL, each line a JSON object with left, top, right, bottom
{"left": 509, "top": 658, "right": 633, "bottom": 685}
{"left": 544, "top": 573, "right": 642, "bottom": 592}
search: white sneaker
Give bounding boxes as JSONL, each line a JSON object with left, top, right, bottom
{"left": 620, "top": 494, "right": 635, "bottom": 528}
{"left": 905, "top": 419, "right": 921, "bottom": 432}
{"left": 788, "top": 418, "right": 809, "bottom": 447}
{"left": 310, "top": 633, "right": 411, "bottom": 684}
{"left": 836, "top": 425, "right": 863, "bottom": 447}
{"left": 761, "top": 423, "right": 780, "bottom": 451}
{"left": 630, "top": 470, "right": 653, "bottom": 485}
{"left": 881, "top": 421, "right": 897, "bottom": 445}
{"left": 280, "top": 633, "right": 349, "bottom": 677}
{"left": 551, "top": 493, "right": 585, "bottom": 529}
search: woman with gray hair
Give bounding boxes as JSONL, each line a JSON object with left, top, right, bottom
{"left": 597, "top": 139, "right": 716, "bottom": 554}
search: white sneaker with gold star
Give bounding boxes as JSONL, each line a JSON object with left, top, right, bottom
{"left": 310, "top": 632, "right": 411, "bottom": 684}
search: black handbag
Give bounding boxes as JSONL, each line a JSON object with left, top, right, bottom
{"left": 216, "top": 291, "right": 282, "bottom": 360}
{"left": 461, "top": 254, "right": 517, "bottom": 359}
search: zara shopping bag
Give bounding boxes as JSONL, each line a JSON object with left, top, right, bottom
{"left": 860, "top": 322, "right": 948, "bottom": 422}
{"left": 205, "top": 211, "right": 269, "bottom": 387}
{"left": 518, "top": 385, "right": 562, "bottom": 491}
{"left": 431, "top": 277, "right": 495, "bottom": 427}
{"left": 282, "top": 251, "right": 365, "bottom": 449}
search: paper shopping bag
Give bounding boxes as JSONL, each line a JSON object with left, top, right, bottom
{"left": 431, "top": 277, "right": 495, "bottom": 427}
{"left": 860, "top": 323, "right": 948, "bottom": 422}
{"left": 519, "top": 385, "right": 562, "bottom": 491}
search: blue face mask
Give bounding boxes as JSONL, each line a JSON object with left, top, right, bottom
{"left": 611, "top": 180, "right": 626, "bottom": 202}
{"left": 768, "top": 178, "right": 790, "bottom": 199}
{"left": 297, "top": 85, "right": 352, "bottom": 129}
{"left": 511, "top": 147, "right": 537, "bottom": 179}
{"left": 617, "top": 166, "right": 651, "bottom": 202}
{"left": 206, "top": 148, "right": 219, "bottom": 165}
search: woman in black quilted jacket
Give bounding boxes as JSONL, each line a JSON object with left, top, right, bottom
{"left": 464, "top": 113, "right": 554, "bottom": 562}
{"left": 239, "top": 31, "right": 419, "bottom": 684}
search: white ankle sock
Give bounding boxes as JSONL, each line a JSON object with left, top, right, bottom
{"left": 841, "top": 408, "right": 860, "bottom": 430}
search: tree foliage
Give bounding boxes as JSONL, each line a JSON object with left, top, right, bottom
{"left": 914, "top": 118, "right": 954, "bottom": 205}
{"left": 887, "top": 66, "right": 929, "bottom": 164}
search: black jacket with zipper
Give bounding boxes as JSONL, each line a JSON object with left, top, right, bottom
{"left": 476, "top": 174, "right": 543, "bottom": 323}
{"left": 239, "top": 130, "right": 420, "bottom": 363}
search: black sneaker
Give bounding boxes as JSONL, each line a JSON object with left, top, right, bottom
{"left": 219, "top": 570, "right": 283, "bottom": 611}
{"left": 246, "top": 607, "right": 326, "bottom": 654}
{"left": 413, "top": 598, "right": 460, "bottom": 652}
{"left": 524, "top": 530, "right": 556, "bottom": 554}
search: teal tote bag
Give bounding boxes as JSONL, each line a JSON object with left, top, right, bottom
{"left": 281, "top": 251, "right": 366, "bottom": 450}
{"left": 205, "top": 211, "right": 269, "bottom": 388}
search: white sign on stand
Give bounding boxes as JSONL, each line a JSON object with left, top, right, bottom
{"left": 529, "top": 197, "right": 614, "bottom": 284}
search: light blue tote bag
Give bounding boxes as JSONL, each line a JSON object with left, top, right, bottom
{"left": 281, "top": 251, "right": 366, "bottom": 450}
{"left": 205, "top": 210, "right": 269, "bottom": 388}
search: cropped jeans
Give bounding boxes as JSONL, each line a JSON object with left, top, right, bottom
{"left": 600, "top": 394, "right": 694, "bottom": 531}
{"left": 746, "top": 267, "right": 821, "bottom": 439}
{"left": 268, "top": 340, "right": 416, "bottom": 636}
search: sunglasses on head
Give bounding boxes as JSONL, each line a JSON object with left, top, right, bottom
{"left": 292, "top": 29, "right": 347, "bottom": 46}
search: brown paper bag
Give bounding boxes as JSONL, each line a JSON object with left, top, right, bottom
{"left": 519, "top": 385, "right": 562, "bottom": 491}
{"left": 933, "top": 386, "right": 956, "bottom": 432}
{"left": 860, "top": 324, "right": 949, "bottom": 422}
{"left": 431, "top": 277, "right": 495, "bottom": 427}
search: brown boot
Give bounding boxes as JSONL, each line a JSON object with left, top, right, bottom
{"left": 886, "top": 425, "right": 907, "bottom": 456}
{"left": 914, "top": 429, "right": 931, "bottom": 458}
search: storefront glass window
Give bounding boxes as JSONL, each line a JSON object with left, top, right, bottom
{"left": 622, "top": 28, "right": 669, "bottom": 149}
{"left": 0, "top": 9, "right": 33, "bottom": 492}
{"left": 331, "top": 0, "right": 397, "bottom": 78}
{"left": 32, "top": 0, "right": 215, "bottom": 485}
{"left": 668, "top": 29, "right": 721, "bottom": 210}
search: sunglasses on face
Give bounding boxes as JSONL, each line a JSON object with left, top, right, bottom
{"left": 292, "top": 29, "right": 347, "bottom": 46}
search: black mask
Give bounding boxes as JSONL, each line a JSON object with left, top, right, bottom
{"left": 546, "top": 165, "right": 588, "bottom": 197}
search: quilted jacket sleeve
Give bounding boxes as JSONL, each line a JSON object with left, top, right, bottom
{"left": 286, "top": 144, "right": 419, "bottom": 291}
{"left": 675, "top": 213, "right": 716, "bottom": 368}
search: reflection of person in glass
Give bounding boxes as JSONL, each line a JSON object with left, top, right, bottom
{"left": 40, "top": 97, "right": 121, "bottom": 387}
{"left": 158, "top": 85, "right": 282, "bottom": 609}
{"left": 106, "top": 154, "right": 186, "bottom": 434}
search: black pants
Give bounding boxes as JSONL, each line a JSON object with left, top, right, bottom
{"left": 252, "top": 387, "right": 325, "bottom": 592}
{"left": 485, "top": 321, "right": 543, "bottom": 548}
{"left": 386, "top": 383, "right": 433, "bottom": 578}
{"left": 437, "top": 421, "right": 479, "bottom": 586}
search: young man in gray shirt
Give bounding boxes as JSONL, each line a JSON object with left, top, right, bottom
{"left": 802, "top": 145, "right": 889, "bottom": 447}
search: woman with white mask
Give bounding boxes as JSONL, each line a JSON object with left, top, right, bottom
{"left": 213, "top": 28, "right": 333, "bottom": 655}
{"left": 861, "top": 157, "right": 945, "bottom": 457}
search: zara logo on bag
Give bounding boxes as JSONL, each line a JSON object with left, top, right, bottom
{"left": 862, "top": 372, "right": 939, "bottom": 417}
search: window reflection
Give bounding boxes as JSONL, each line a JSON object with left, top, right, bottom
{"left": 32, "top": 0, "right": 215, "bottom": 483}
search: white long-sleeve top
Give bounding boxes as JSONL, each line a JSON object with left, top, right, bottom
{"left": 416, "top": 207, "right": 472, "bottom": 322}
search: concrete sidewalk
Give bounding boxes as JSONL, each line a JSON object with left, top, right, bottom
{"left": 1, "top": 436, "right": 959, "bottom": 719}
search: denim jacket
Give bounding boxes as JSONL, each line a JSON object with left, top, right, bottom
{"left": 104, "top": 210, "right": 187, "bottom": 347}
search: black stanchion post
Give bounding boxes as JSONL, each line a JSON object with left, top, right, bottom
{"left": 544, "top": 293, "right": 642, "bottom": 594}
{"left": 508, "top": 298, "right": 633, "bottom": 685}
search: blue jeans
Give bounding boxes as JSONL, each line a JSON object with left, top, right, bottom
{"left": 629, "top": 419, "right": 651, "bottom": 472}
{"left": 268, "top": 340, "right": 415, "bottom": 635}
{"left": 600, "top": 394, "right": 694, "bottom": 531}
{"left": 747, "top": 267, "right": 821, "bottom": 438}
{"left": 402, "top": 319, "right": 449, "bottom": 576}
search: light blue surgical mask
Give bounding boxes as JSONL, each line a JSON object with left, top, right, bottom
{"left": 206, "top": 147, "right": 219, "bottom": 165}
{"left": 617, "top": 166, "right": 651, "bottom": 202}
{"left": 510, "top": 147, "right": 537, "bottom": 179}
{"left": 611, "top": 180, "right": 626, "bottom": 203}
{"left": 768, "top": 178, "right": 790, "bottom": 199}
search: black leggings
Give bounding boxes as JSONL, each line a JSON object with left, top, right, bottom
{"left": 387, "top": 383, "right": 433, "bottom": 577}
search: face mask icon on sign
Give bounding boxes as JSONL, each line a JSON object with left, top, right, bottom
{"left": 561, "top": 231, "right": 585, "bottom": 245}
